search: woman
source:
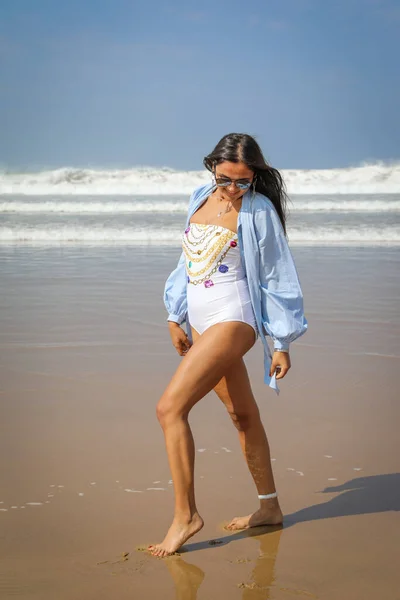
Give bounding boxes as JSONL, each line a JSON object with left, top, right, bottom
{"left": 148, "top": 133, "right": 307, "bottom": 558}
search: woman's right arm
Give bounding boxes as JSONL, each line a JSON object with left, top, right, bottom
{"left": 163, "top": 250, "right": 188, "bottom": 326}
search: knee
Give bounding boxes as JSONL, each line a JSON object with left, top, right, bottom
{"left": 228, "top": 407, "right": 260, "bottom": 432}
{"left": 156, "top": 394, "right": 188, "bottom": 428}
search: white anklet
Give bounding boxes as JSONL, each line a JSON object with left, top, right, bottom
{"left": 258, "top": 492, "right": 278, "bottom": 500}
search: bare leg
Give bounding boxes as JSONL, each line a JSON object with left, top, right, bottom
{"left": 212, "top": 356, "right": 283, "bottom": 530}
{"left": 148, "top": 322, "right": 256, "bottom": 557}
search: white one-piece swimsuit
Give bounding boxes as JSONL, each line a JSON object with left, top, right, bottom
{"left": 182, "top": 222, "right": 258, "bottom": 339}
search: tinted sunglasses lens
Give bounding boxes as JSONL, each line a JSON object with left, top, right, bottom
{"left": 215, "top": 178, "right": 251, "bottom": 189}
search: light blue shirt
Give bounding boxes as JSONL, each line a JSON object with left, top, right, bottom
{"left": 164, "top": 183, "right": 308, "bottom": 394}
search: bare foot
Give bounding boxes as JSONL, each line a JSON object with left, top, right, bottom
{"left": 225, "top": 505, "right": 283, "bottom": 531}
{"left": 148, "top": 513, "right": 204, "bottom": 558}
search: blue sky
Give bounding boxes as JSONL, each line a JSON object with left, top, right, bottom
{"left": 0, "top": 0, "right": 399, "bottom": 170}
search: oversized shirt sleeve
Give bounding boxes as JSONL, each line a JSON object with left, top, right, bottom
{"left": 163, "top": 250, "right": 188, "bottom": 325}
{"left": 255, "top": 200, "right": 308, "bottom": 351}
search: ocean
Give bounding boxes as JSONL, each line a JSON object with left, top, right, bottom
{"left": 0, "top": 164, "right": 399, "bottom": 245}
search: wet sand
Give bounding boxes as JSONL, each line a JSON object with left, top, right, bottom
{"left": 0, "top": 246, "right": 399, "bottom": 599}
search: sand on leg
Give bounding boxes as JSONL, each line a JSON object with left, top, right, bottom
{"left": 148, "top": 321, "right": 257, "bottom": 557}
{"left": 212, "top": 356, "right": 283, "bottom": 529}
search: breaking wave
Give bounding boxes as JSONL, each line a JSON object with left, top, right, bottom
{"left": 1, "top": 162, "right": 399, "bottom": 195}
{"left": 1, "top": 225, "right": 398, "bottom": 246}
{"left": 1, "top": 196, "right": 399, "bottom": 214}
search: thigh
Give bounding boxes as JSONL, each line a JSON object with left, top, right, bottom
{"left": 162, "top": 322, "right": 256, "bottom": 415}
{"left": 213, "top": 356, "right": 259, "bottom": 417}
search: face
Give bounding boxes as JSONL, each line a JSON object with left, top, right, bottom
{"left": 213, "top": 161, "right": 255, "bottom": 201}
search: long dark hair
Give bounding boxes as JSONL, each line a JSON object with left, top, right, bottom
{"left": 203, "top": 133, "right": 288, "bottom": 235}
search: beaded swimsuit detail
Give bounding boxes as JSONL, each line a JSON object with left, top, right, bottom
{"left": 183, "top": 223, "right": 238, "bottom": 287}
{"left": 182, "top": 223, "right": 258, "bottom": 339}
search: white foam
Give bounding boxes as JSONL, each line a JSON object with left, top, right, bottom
{"left": 146, "top": 487, "right": 166, "bottom": 491}
{"left": 0, "top": 200, "right": 190, "bottom": 213}
{"left": 1, "top": 197, "right": 398, "bottom": 213}
{"left": 1, "top": 224, "right": 398, "bottom": 246}
{"left": 25, "top": 502, "right": 43, "bottom": 506}
{"left": 124, "top": 489, "right": 143, "bottom": 493}
{"left": 1, "top": 162, "right": 399, "bottom": 195}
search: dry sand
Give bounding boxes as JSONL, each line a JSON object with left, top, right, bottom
{"left": 0, "top": 246, "right": 399, "bottom": 599}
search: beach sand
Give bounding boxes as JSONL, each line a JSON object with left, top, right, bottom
{"left": 0, "top": 245, "right": 399, "bottom": 599}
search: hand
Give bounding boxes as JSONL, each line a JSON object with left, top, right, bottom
{"left": 270, "top": 351, "right": 291, "bottom": 380}
{"left": 168, "top": 322, "right": 192, "bottom": 356}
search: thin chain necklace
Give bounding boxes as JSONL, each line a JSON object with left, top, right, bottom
{"left": 216, "top": 192, "right": 243, "bottom": 218}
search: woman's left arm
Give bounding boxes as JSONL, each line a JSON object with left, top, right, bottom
{"left": 255, "top": 201, "right": 308, "bottom": 378}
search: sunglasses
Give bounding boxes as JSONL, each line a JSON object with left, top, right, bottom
{"left": 214, "top": 174, "right": 254, "bottom": 191}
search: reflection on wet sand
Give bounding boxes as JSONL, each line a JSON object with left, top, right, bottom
{"left": 164, "top": 556, "right": 205, "bottom": 600}
{"left": 163, "top": 526, "right": 283, "bottom": 599}
{"left": 237, "top": 527, "right": 283, "bottom": 599}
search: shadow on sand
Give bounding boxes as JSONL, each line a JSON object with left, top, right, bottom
{"left": 161, "top": 473, "right": 400, "bottom": 598}
{"left": 183, "top": 472, "right": 400, "bottom": 553}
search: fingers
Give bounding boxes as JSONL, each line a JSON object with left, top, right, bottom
{"left": 275, "top": 365, "right": 289, "bottom": 380}
{"left": 269, "top": 355, "right": 291, "bottom": 379}
{"left": 172, "top": 330, "right": 192, "bottom": 356}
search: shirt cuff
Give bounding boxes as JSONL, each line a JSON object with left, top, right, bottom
{"left": 167, "top": 314, "right": 185, "bottom": 325}
{"left": 273, "top": 340, "right": 290, "bottom": 351}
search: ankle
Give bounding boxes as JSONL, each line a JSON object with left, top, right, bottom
{"left": 258, "top": 492, "right": 280, "bottom": 510}
{"left": 173, "top": 510, "right": 199, "bottom": 524}
{"left": 258, "top": 491, "right": 278, "bottom": 503}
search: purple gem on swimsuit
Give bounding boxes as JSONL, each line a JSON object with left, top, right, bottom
{"left": 187, "top": 276, "right": 190, "bottom": 283}
{"left": 218, "top": 264, "right": 229, "bottom": 273}
{"left": 204, "top": 279, "right": 214, "bottom": 288}
{"left": 230, "top": 240, "right": 237, "bottom": 247}
{"left": 184, "top": 227, "right": 190, "bottom": 235}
